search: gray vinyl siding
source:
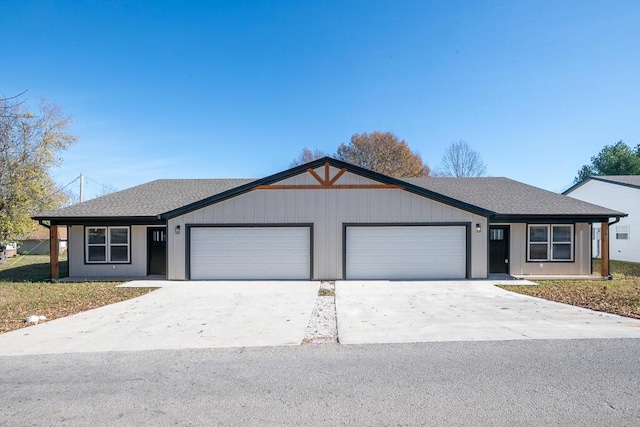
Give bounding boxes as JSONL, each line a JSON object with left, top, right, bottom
{"left": 168, "top": 169, "right": 488, "bottom": 280}
{"left": 68, "top": 225, "right": 148, "bottom": 277}
{"left": 507, "top": 222, "right": 591, "bottom": 275}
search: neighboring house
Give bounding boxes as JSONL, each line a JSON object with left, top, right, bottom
{"left": 33, "top": 157, "right": 624, "bottom": 281}
{"left": 564, "top": 176, "right": 640, "bottom": 263}
{"left": 18, "top": 225, "right": 68, "bottom": 255}
{"left": 1, "top": 244, "right": 17, "bottom": 258}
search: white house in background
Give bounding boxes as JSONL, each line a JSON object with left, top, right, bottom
{"left": 564, "top": 176, "right": 640, "bottom": 263}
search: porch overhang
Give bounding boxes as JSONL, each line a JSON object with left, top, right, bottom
{"left": 35, "top": 216, "right": 166, "bottom": 282}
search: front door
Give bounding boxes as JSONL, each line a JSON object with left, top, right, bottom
{"left": 489, "top": 226, "right": 509, "bottom": 274}
{"left": 147, "top": 227, "right": 166, "bottom": 276}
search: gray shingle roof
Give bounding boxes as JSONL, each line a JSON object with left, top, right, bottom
{"left": 401, "top": 177, "right": 623, "bottom": 217}
{"left": 35, "top": 174, "right": 624, "bottom": 221}
{"left": 36, "top": 179, "right": 255, "bottom": 218}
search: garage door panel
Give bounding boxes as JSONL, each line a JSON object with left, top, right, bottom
{"left": 190, "top": 227, "right": 311, "bottom": 280}
{"left": 346, "top": 226, "right": 467, "bottom": 280}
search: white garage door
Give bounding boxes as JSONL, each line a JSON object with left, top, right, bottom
{"left": 190, "top": 227, "right": 311, "bottom": 280}
{"left": 346, "top": 225, "right": 467, "bottom": 280}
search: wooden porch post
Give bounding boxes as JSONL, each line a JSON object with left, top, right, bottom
{"left": 50, "top": 224, "right": 59, "bottom": 281}
{"left": 600, "top": 221, "right": 609, "bottom": 277}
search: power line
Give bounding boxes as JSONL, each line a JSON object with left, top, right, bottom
{"left": 49, "top": 175, "right": 80, "bottom": 198}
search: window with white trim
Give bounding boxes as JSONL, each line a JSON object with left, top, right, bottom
{"left": 85, "top": 226, "right": 130, "bottom": 263}
{"left": 527, "top": 224, "right": 573, "bottom": 261}
{"left": 616, "top": 225, "right": 629, "bottom": 240}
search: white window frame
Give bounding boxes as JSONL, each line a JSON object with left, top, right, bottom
{"left": 615, "top": 225, "right": 630, "bottom": 240}
{"left": 85, "top": 226, "right": 130, "bottom": 263}
{"left": 527, "top": 224, "right": 574, "bottom": 262}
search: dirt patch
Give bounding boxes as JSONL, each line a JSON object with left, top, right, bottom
{"left": 0, "top": 282, "right": 155, "bottom": 333}
{"left": 303, "top": 282, "right": 337, "bottom": 344}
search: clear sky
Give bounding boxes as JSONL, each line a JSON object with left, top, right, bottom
{"left": 2, "top": 0, "right": 639, "bottom": 199}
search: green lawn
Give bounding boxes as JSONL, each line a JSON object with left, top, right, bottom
{"left": 0, "top": 254, "right": 154, "bottom": 334}
{"left": 499, "top": 259, "right": 640, "bottom": 320}
{"left": 593, "top": 258, "right": 640, "bottom": 278}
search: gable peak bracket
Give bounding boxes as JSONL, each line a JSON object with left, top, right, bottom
{"left": 305, "top": 162, "right": 348, "bottom": 186}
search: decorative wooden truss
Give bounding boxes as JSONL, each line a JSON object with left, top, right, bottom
{"left": 256, "top": 161, "right": 401, "bottom": 190}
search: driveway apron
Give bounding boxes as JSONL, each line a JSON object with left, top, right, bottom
{"left": 0, "top": 281, "right": 319, "bottom": 356}
{"left": 336, "top": 280, "right": 640, "bottom": 344}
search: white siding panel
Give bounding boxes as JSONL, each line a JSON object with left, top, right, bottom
{"left": 346, "top": 226, "right": 467, "bottom": 279}
{"left": 190, "top": 227, "right": 310, "bottom": 280}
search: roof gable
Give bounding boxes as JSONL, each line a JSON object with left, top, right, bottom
{"left": 160, "top": 157, "right": 494, "bottom": 219}
{"left": 564, "top": 175, "right": 640, "bottom": 194}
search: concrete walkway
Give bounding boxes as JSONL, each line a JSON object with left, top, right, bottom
{"left": 0, "top": 281, "right": 319, "bottom": 356}
{"left": 336, "top": 280, "right": 640, "bottom": 344}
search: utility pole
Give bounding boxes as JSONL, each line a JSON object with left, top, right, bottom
{"left": 79, "top": 173, "right": 84, "bottom": 203}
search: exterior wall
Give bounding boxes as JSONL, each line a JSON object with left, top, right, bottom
{"left": 567, "top": 180, "right": 639, "bottom": 262}
{"left": 506, "top": 222, "right": 591, "bottom": 276}
{"left": 68, "top": 225, "right": 149, "bottom": 277}
{"left": 168, "top": 168, "right": 488, "bottom": 280}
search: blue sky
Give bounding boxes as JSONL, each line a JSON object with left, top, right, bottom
{"left": 2, "top": 0, "right": 639, "bottom": 198}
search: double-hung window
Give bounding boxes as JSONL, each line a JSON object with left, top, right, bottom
{"left": 527, "top": 224, "right": 573, "bottom": 262}
{"left": 86, "top": 226, "right": 130, "bottom": 263}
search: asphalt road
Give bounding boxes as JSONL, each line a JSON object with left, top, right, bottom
{"left": 1, "top": 339, "right": 639, "bottom": 426}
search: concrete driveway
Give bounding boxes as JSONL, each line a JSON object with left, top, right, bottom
{"left": 4, "top": 279, "right": 640, "bottom": 355}
{"left": 0, "top": 281, "right": 319, "bottom": 356}
{"left": 336, "top": 280, "right": 640, "bottom": 344}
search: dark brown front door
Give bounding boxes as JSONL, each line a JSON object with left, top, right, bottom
{"left": 489, "top": 226, "right": 509, "bottom": 274}
{"left": 147, "top": 228, "right": 166, "bottom": 276}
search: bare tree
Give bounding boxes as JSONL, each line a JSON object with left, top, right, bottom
{"left": 60, "top": 186, "right": 80, "bottom": 207}
{"left": 290, "top": 147, "right": 328, "bottom": 167}
{"left": 336, "top": 132, "right": 430, "bottom": 177}
{"left": 439, "top": 141, "right": 487, "bottom": 177}
{"left": 92, "top": 181, "right": 117, "bottom": 199}
{"left": 60, "top": 175, "right": 117, "bottom": 206}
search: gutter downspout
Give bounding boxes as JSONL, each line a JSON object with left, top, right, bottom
{"left": 606, "top": 217, "right": 621, "bottom": 280}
